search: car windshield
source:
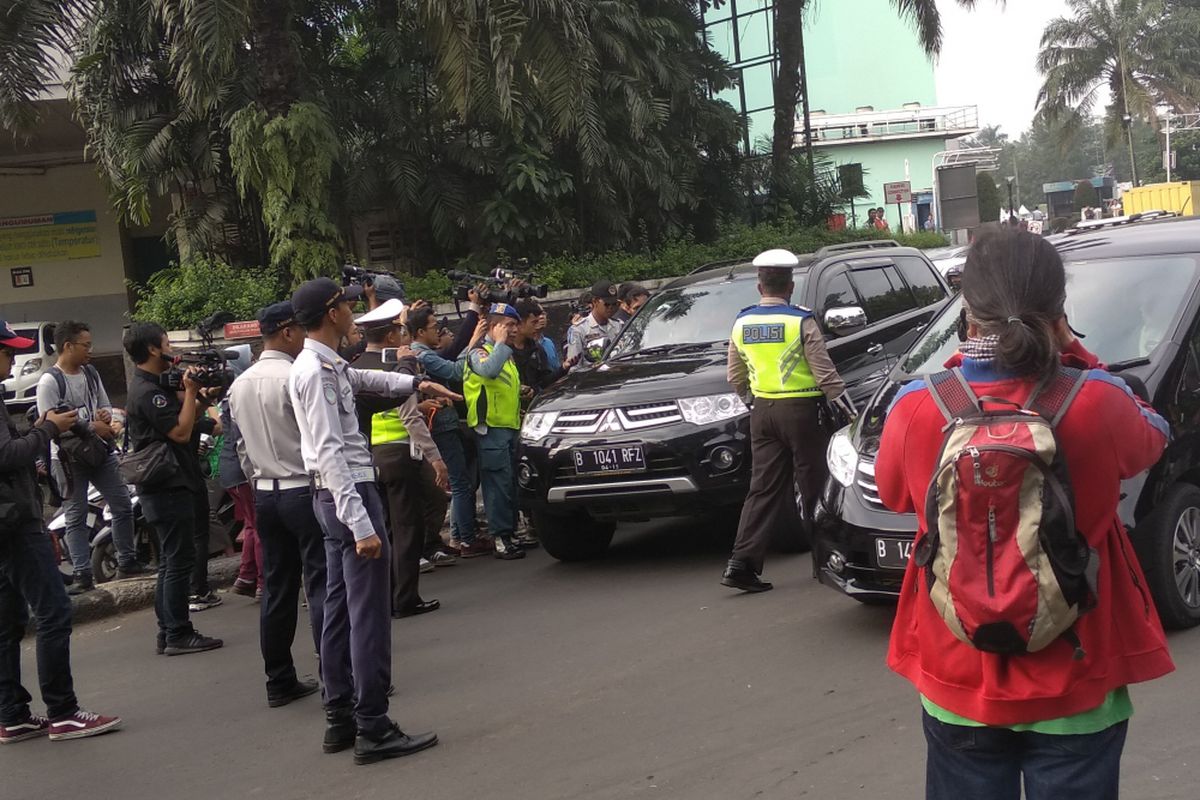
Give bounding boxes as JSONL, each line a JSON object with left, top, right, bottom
{"left": 608, "top": 275, "right": 799, "bottom": 358}
{"left": 10, "top": 328, "right": 39, "bottom": 356}
{"left": 897, "top": 255, "right": 1199, "bottom": 377}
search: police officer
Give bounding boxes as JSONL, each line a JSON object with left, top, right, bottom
{"left": 721, "top": 250, "right": 855, "bottom": 593}
{"left": 566, "top": 280, "right": 623, "bottom": 365}
{"left": 288, "top": 278, "right": 456, "bottom": 765}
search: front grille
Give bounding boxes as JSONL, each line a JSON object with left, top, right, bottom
{"left": 554, "top": 452, "right": 688, "bottom": 483}
{"left": 856, "top": 459, "right": 886, "bottom": 510}
{"left": 550, "top": 402, "right": 683, "bottom": 435}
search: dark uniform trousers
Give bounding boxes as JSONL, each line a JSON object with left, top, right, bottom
{"left": 254, "top": 486, "right": 327, "bottom": 696}
{"left": 731, "top": 397, "right": 828, "bottom": 574}
{"left": 373, "top": 443, "right": 449, "bottom": 613}
{"left": 312, "top": 482, "right": 392, "bottom": 735}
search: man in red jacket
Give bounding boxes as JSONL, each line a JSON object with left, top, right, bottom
{"left": 875, "top": 230, "right": 1173, "bottom": 800}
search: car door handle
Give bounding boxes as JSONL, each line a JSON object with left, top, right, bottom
{"left": 866, "top": 344, "right": 884, "bottom": 355}
{"left": 914, "top": 323, "right": 927, "bottom": 332}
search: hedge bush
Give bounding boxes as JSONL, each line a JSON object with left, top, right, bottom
{"left": 131, "top": 258, "right": 284, "bottom": 330}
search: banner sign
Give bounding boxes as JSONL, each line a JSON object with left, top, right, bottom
{"left": 0, "top": 211, "right": 101, "bottom": 267}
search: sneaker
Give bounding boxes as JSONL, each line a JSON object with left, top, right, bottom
{"left": 0, "top": 714, "right": 49, "bottom": 745}
{"left": 67, "top": 573, "right": 95, "bottom": 596}
{"left": 513, "top": 531, "right": 540, "bottom": 550}
{"left": 419, "top": 558, "right": 435, "bottom": 574}
{"left": 155, "top": 634, "right": 165, "bottom": 655}
{"left": 48, "top": 710, "right": 122, "bottom": 741}
{"left": 188, "top": 591, "right": 223, "bottom": 612}
{"left": 114, "top": 562, "right": 151, "bottom": 580}
{"left": 493, "top": 536, "right": 526, "bottom": 560}
{"left": 231, "top": 578, "right": 256, "bottom": 598}
{"left": 455, "top": 540, "right": 492, "bottom": 559}
{"left": 163, "top": 631, "right": 224, "bottom": 656}
{"left": 429, "top": 550, "right": 457, "bottom": 567}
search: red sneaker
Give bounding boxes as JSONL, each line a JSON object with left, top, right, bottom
{"left": 48, "top": 710, "right": 122, "bottom": 741}
{"left": 0, "top": 714, "right": 49, "bottom": 744}
{"left": 455, "top": 540, "right": 493, "bottom": 559}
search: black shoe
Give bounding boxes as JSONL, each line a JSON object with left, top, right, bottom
{"left": 353, "top": 723, "right": 438, "bottom": 765}
{"left": 67, "top": 573, "right": 95, "bottom": 596}
{"left": 163, "top": 631, "right": 224, "bottom": 656}
{"left": 324, "top": 707, "right": 356, "bottom": 754}
{"left": 155, "top": 634, "right": 165, "bottom": 655}
{"left": 720, "top": 559, "right": 773, "bottom": 593}
{"left": 268, "top": 678, "right": 320, "bottom": 708}
{"left": 493, "top": 536, "right": 526, "bottom": 560}
{"left": 115, "top": 562, "right": 151, "bottom": 580}
{"left": 393, "top": 599, "right": 440, "bottom": 619}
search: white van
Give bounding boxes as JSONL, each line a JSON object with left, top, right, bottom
{"left": 2, "top": 321, "right": 57, "bottom": 411}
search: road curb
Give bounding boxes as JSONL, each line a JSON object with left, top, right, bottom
{"left": 67, "top": 556, "right": 242, "bottom": 626}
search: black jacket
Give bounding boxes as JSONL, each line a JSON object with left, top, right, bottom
{"left": 0, "top": 401, "right": 54, "bottom": 528}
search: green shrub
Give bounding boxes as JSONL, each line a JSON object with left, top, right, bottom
{"left": 131, "top": 258, "right": 284, "bottom": 330}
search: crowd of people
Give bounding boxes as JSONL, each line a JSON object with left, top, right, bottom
{"left": 0, "top": 273, "right": 650, "bottom": 761}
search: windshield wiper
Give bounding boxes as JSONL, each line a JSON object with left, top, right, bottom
{"left": 610, "top": 341, "right": 724, "bottom": 360}
{"left": 1108, "top": 357, "right": 1151, "bottom": 372}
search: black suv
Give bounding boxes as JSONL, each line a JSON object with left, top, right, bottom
{"left": 519, "top": 241, "right": 953, "bottom": 561}
{"left": 814, "top": 216, "right": 1200, "bottom": 629}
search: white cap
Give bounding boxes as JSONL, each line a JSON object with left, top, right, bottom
{"left": 354, "top": 298, "right": 406, "bottom": 327}
{"left": 752, "top": 248, "right": 800, "bottom": 268}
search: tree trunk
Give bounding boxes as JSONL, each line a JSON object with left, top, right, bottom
{"left": 772, "top": 0, "right": 806, "bottom": 178}
{"left": 251, "top": 0, "right": 302, "bottom": 116}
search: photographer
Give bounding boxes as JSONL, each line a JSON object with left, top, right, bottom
{"left": 566, "top": 280, "right": 622, "bottom": 365}
{"left": 511, "top": 299, "right": 575, "bottom": 404}
{"left": 35, "top": 320, "right": 142, "bottom": 594}
{"left": 123, "top": 322, "right": 223, "bottom": 656}
{"left": 0, "top": 320, "right": 122, "bottom": 743}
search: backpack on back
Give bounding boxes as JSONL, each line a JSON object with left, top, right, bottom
{"left": 912, "top": 366, "right": 1098, "bottom": 658}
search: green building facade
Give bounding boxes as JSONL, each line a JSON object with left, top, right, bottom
{"left": 702, "top": 0, "right": 977, "bottom": 228}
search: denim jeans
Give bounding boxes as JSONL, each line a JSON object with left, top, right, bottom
{"left": 63, "top": 452, "right": 136, "bottom": 574}
{"left": 190, "top": 487, "right": 212, "bottom": 596}
{"left": 922, "top": 710, "right": 1128, "bottom": 800}
{"left": 478, "top": 427, "right": 518, "bottom": 538}
{"left": 0, "top": 526, "right": 78, "bottom": 724}
{"left": 141, "top": 489, "right": 197, "bottom": 643}
{"left": 432, "top": 429, "right": 476, "bottom": 545}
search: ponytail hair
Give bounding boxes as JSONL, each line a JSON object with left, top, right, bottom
{"left": 961, "top": 229, "right": 1065, "bottom": 380}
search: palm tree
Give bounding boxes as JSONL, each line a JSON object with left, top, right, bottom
{"left": 771, "top": 0, "right": 984, "bottom": 181}
{"left": 1036, "top": 0, "right": 1200, "bottom": 185}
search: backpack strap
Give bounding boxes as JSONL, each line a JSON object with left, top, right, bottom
{"left": 49, "top": 365, "right": 68, "bottom": 407}
{"left": 1025, "top": 366, "right": 1089, "bottom": 427}
{"left": 926, "top": 368, "right": 981, "bottom": 424}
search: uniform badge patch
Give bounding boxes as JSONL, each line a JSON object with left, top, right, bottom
{"left": 323, "top": 382, "right": 338, "bottom": 404}
{"left": 742, "top": 323, "right": 786, "bottom": 344}
{"left": 152, "top": 394, "right": 168, "bottom": 408}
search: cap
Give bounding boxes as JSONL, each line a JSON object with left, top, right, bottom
{"left": 0, "top": 319, "right": 35, "bottom": 350}
{"left": 291, "top": 278, "right": 364, "bottom": 325}
{"left": 354, "top": 298, "right": 406, "bottom": 329}
{"left": 257, "top": 301, "right": 296, "bottom": 336}
{"left": 590, "top": 280, "right": 619, "bottom": 302}
{"left": 752, "top": 249, "right": 800, "bottom": 269}
{"left": 372, "top": 274, "right": 406, "bottom": 304}
{"left": 487, "top": 302, "right": 521, "bottom": 322}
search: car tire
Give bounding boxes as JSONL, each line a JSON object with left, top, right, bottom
{"left": 1133, "top": 483, "right": 1200, "bottom": 630}
{"left": 533, "top": 508, "right": 615, "bottom": 562}
{"left": 91, "top": 540, "right": 117, "bottom": 584}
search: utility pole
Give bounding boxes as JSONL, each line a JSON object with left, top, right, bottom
{"left": 1165, "top": 106, "right": 1173, "bottom": 182}
{"left": 1118, "top": 35, "right": 1139, "bottom": 186}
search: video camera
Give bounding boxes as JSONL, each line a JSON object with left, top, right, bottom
{"left": 342, "top": 264, "right": 404, "bottom": 293}
{"left": 160, "top": 311, "right": 237, "bottom": 393}
{"left": 449, "top": 262, "right": 549, "bottom": 306}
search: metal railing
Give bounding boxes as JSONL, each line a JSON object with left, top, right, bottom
{"left": 798, "top": 105, "right": 979, "bottom": 146}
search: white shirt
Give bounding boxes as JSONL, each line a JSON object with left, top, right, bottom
{"left": 228, "top": 350, "right": 307, "bottom": 481}
{"left": 289, "top": 339, "right": 417, "bottom": 540}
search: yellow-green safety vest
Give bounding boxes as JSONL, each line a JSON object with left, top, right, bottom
{"left": 370, "top": 406, "right": 410, "bottom": 446}
{"left": 731, "top": 305, "right": 822, "bottom": 399}
{"left": 463, "top": 343, "right": 522, "bottom": 429}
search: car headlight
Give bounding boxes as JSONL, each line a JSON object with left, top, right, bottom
{"left": 520, "top": 411, "right": 559, "bottom": 442}
{"left": 827, "top": 426, "right": 859, "bottom": 488}
{"left": 677, "top": 393, "right": 748, "bottom": 425}
{"left": 20, "top": 358, "right": 42, "bottom": 377}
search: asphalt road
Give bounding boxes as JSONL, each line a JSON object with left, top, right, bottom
{"left": 4, "top": 522, "right": 1199, "bottom": 800}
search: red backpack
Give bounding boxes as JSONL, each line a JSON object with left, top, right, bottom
{"left": 912, "top": 366, "right": 1098, "bottom": 658}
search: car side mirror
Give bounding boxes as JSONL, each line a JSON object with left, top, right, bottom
{"left": 584, "top": 336, "right": 610, "bottom": 364}
{"left": 824, "top": 306, "right": 868, "bottom": 336}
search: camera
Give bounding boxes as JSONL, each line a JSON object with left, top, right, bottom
{"left": 342, "top": 264, "right": 403, "bottom": 293}
{"left": 449, "top": 265, "right": 549, "bottom": 306}
{"left": 160, "top": 311, "right": 236, "bottom": 393}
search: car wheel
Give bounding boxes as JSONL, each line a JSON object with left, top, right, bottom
{"left": 533, "top": 507, "right": 615, "bottom": 562}
{"left": 1133, "top": 484, "right": 1200, "bottom": 630}
{"left": 91, "top": 540, "right": 117, "bottom": 584}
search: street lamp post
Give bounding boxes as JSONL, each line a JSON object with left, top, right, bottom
{"left": 1006, "top": 177, "right": 1015, "bottom": 223}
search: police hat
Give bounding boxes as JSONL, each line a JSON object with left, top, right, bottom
{"left": 257, "top": 301, "right": 296, "bottom": 336}
{"left": 487, "top": 303, "right": 521, "bottom": 321}
{"left": 590, "top": 280, "right": 619, "bottom": 303}
{"left": 292, "top": 278, "right": 364, "bottom": 326}
{"left": 354, "top": 298, "right": 406, "bottom": 329}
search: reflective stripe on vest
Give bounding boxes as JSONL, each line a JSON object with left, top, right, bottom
{"left": 370, "top": 407, "right": 410, "bottom": 446}
{"left": 463, "top": 344, "right": 522, "bottom": 429}
{"left": 731, "top": 305, "right": 822, "bottom": 399}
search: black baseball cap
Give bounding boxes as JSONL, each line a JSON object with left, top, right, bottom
{"left": 291, "top": 278, "right": 364, "bottom": 326}
{"left": 591, "top": 280, "right": 619, "bottom": 304}
{"left": 257, "top": 301, "right": 296, "bottom": 336}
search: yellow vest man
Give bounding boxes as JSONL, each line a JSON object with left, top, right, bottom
{"left": 721, "top": 249, "right": 855, "bottom": 593}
